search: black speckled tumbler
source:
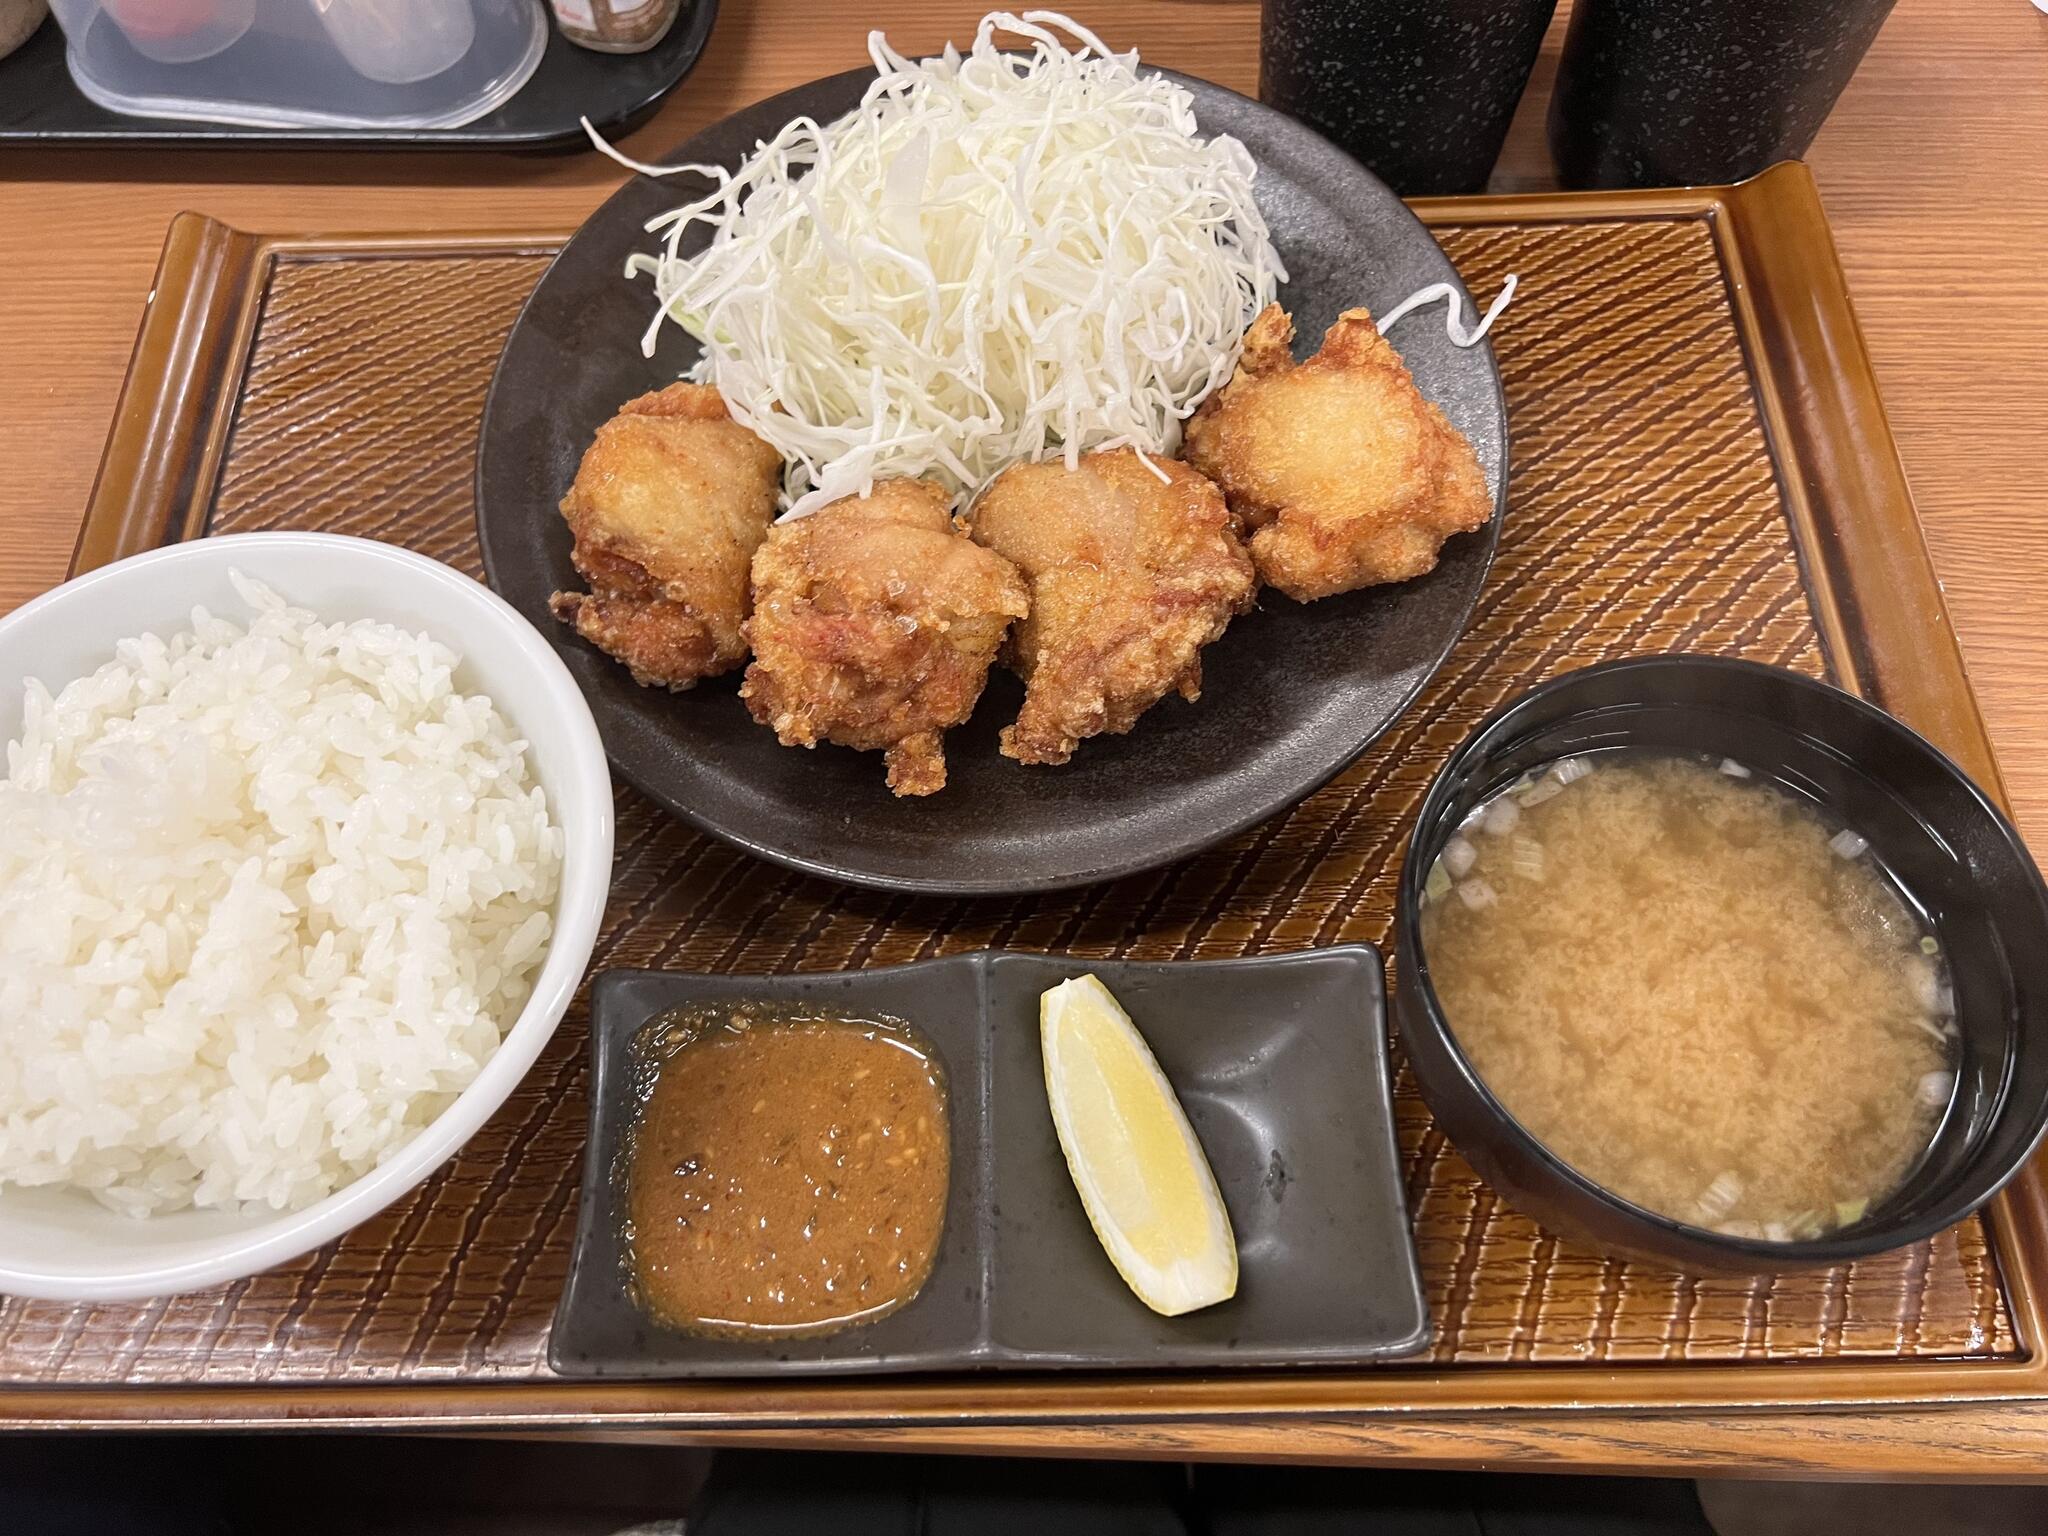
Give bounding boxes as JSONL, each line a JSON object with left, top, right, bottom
{"left": 1549, "top": 0, "right": 1899, "bottom": 189}
{"left": 1259, "top": 0, "right": 1559, "bottom": 196}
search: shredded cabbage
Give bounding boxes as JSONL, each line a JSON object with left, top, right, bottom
{"left": 609, "top": 11, "right": 1285, "bottom": 516}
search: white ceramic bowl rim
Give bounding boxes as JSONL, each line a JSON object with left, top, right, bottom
{"left": 0, "top": 533, "right": 613, "bottom": 1301}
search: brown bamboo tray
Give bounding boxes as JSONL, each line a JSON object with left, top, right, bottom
{"left": 11, "top": 162, "right": 2047, "bottom": 1432}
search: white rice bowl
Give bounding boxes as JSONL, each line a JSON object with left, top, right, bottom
{"left": 0, "top": 533, "right": 611, "bottom": 1300}
{"left": 0, "top": 573, "right": 562, "bottom": 1217}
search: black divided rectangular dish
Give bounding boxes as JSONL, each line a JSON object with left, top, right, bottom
{"left": 550, "top": 948, "right": 1430, "bottom": 1378}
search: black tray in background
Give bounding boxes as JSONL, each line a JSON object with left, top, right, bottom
{"left": 0, "top": 1, "right": 717, "bottom": 150}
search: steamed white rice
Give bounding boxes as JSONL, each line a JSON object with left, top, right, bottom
{"left": 0, "top": 573, "right": 563, "bottom": 1217}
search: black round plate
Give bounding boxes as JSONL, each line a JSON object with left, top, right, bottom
{"left": 476, "top": 68, "right": 1508, "bottom": 895}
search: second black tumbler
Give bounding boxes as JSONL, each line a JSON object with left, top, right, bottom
{"left": 1549, "top": 0, "right": 1900, "bottom": 188}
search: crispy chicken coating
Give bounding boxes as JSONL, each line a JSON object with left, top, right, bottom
{"left": 965, "top": 448, "right": 1255, "bottom": 766}
{"left": 1183, "top": 304, "right": 1492, "bottom": 602}
{"left": 740, "top": 479, "right": 1028, "bottom": 796}
{"left": 549, "top": 382, "right": 783, "bottom": 688}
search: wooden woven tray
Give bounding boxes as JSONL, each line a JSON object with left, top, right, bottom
{"left": 11, "top": 163, "right": 2046, "bottom": 1431}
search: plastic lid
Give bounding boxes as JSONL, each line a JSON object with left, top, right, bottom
{"left": 50, "top": 0, "right": 548, "bottom": 132}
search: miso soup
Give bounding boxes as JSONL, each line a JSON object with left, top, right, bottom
{"left": 1419, "top": 753, "right": 1956, "bottom": 1240}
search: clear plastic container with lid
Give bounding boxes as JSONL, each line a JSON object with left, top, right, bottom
{"left": 47, "top": 0, "right": 548, "bottom": 130}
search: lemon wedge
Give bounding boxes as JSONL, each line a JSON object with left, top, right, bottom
{"left": 1040, "top": 974, "right": 1238, "bottom": 1316}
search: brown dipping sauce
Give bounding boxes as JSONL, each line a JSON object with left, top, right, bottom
{"left": 624, "top": 1002, "right": 950, "bottom": 1338}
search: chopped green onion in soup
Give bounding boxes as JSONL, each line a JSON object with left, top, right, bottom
{"left": 1419, "top": 752, "right": 1954, "bottom": 1240}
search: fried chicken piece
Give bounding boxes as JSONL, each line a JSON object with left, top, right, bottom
{"left": 740, "top": 479, "right": 1028, "bottom": 796}
{"left": 548, "top": 382, "right": 783, "bottom": 688}
{"left": 965, "top": 448, "right": 1255, "bottom": 766}
{"left": 1183, "top": 304, "right": 1491, "bottom": 602}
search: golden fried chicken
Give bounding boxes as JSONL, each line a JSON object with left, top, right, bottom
{"left": 965, "top": 448, "right": 1255, "bottom": 766}
{"left": 1183, "top": 304, "right": 1491, "bottom": 602}
{"left": 549, "top": 382, "right": 783, "bottom": 688}
{"left": 740, "top": 479, "right": 1028, "bottom": 796}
